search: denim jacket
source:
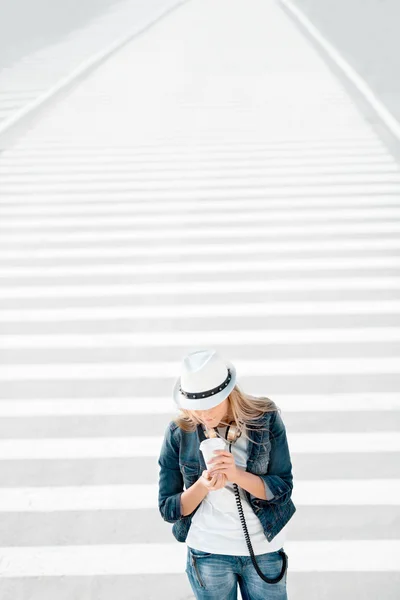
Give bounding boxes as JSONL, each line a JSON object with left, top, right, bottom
{"left": 158, "top": 409, "right": 296, "bottom": 543}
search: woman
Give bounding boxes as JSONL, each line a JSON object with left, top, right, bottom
{"left": 158, "top": 349, "right": 296, "bottom": 599}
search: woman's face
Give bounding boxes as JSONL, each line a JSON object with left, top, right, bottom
{"left": 192, "top": 397, "right": 231, "bottom": 428}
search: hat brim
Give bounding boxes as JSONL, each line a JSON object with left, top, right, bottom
{"left": 172, "top": 360, "right": 237, "bottom": 411}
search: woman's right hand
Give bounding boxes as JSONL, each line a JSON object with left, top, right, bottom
{"left": 199, "top": 469, "right": 227, "bottom": 492}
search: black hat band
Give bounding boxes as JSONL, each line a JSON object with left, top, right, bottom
{"left": 179, "top": 368, "right": 232, "bottom": 400}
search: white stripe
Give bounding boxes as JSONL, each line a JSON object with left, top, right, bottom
{"left": 0, "top": 278, "right": 399, "bottom": 299}
{"left": 0, "top": 131, "right": 382, "bottom": 145}
{"left": 0, "top": 541, "right": 398, "bottom": 576}
{"left": 2, "top": 207, "right": 400, "bottom": 229}
{"left": 2, "top": 357, "right": 400, "bottom": 380}
{"left": 0, "top": 193, "right": 400, "bottom": 213}
{"left": 1, "top": 393, "right": 400, "bottom": 416}
{"left": 293, "top": 480, "right": 400, "bottom": 506}
{"left": 0, "top": 145, "right": 392, "bottom": 167}
{"left": 2, "top": 239, "right": 400, "bottom": 260}
{"left": 1, "top": 184, "right": 400, "bottom": 203}
{"left": 2, "top": 172, "right": 399, "bottom": 191}
{"left": 0, "top": 302, "right": 398, "bottom": 322}
{"left": 2, "top": 240, "right": 400, "bottom": 260}
{"left": 0, "top": 394, "right": 398, "bottom": 417}
{"left": 1, "top": 222, "right": 399, "bottom": 243}
{"left": 0, "top": 156, "right": 395, "bottom": 176}
{"left": 2, "top": 358, "right": 400, "bottom": 381}
{"left": 0, "top": 480, "right": 398, "bottom": 512}
{"left": 0, "top": 257, "right": 399, "bottom": 278}
{"left": 277, "top": 0, "right": 400, "bottom": 142}
{"left": 2, "top": 180, "right": 400, "bottom": 197}
{"left": 1, "top": 328, "right": 400, "bottom": 349}
{"left": 0, "top": 145, "right": 386, "bottom": 159}
{"left": 1, "top": 159, "right": 398, "bottom": 175}
{"left": 0, "top": 433, "right": 398, "bottom": 460}
{"left": 4, "top": 186, "right": 398, "bottom": 206}
{"left": 0, "top": 485, "right": 159, "bottom": 512}
{"left": 2, "top": 139, "right": 387, "bottom": 157}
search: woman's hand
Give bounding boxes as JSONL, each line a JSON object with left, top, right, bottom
{"left": 207, "top": 450, "right": 239, "bottom": 483}
{"left": 199, "top": 469, "right": 227, "bottom": 491}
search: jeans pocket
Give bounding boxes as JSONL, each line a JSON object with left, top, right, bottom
{"left": 258, "top": 548, "right": 288, "bottom": 584}
{"left": 189, "top": 548, "right": 212, "bottom": 589}
{"left": 191, "top": 554, "right": 206, "bottom": 588}
{"left": 190, "top": 547, "right": 213, "bottom": 558}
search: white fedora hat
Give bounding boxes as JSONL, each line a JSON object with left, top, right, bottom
{"left": 173, "top": 349, "right": 237, "bottom": 410}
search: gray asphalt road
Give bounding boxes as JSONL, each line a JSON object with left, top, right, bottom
{"left": 288, "top": 0, "right": 400, "bottom": 131}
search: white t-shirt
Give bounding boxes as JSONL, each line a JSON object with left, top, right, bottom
{"left": 186, "top": 425, "right": 287, "bottom": 555}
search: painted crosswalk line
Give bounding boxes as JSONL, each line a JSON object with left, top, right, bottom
{"left": 0, "top": 480, "right": 398, "bottom": 512}
{"left": 0, "top": 541, "right": 398, "bottom": 577}
{"left": 0, "top": 432, "right": 398, "bottom": 460}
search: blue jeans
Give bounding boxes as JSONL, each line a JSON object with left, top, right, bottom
{"left": 186, "top": 546, "right": 288, "bottom": 600}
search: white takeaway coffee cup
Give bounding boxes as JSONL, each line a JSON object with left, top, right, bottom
{"left": 199, "top": 437, "right": 226, "bottom": 470}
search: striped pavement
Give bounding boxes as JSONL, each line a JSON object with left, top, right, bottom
{"left": 0, "top": 0, "right": 400, "bottom": 598}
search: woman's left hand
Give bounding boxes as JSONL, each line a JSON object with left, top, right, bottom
{"left": 208, "top": 450, "right": 239, "bottom": 483}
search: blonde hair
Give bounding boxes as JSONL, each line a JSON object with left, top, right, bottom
{"left": 172, "top": 382, "right": 280, "bottom": 446}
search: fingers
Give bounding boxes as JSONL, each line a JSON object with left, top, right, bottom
{"left": 205, "top": 473, "right": 217, "bottom": 488}
{"left": 202, "top": 471, "right": 218, "bottom": 488}
{"left": 201, "top": 470, "right": 226, "bottom": 491}
{"left": 208, "top": 473, "right": 226, "bottom": 490}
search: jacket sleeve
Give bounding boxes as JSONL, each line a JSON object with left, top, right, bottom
{"left": 257, "top": 410, "right": 294, "bottom": 506}
{"left": 158, "top": 422, "right": 185, "bottom": 523}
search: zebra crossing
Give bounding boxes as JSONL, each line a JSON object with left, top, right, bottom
{"left": 1, "top": 0, "right": 400, "bottom": 597}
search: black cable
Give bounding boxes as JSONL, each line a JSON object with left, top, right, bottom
{"left": 224, "top": 424, "right": 288, "bottom": 584}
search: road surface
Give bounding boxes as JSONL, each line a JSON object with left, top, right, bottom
{"left": 0, "top": 0, "right": 399, "bottom": 598}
